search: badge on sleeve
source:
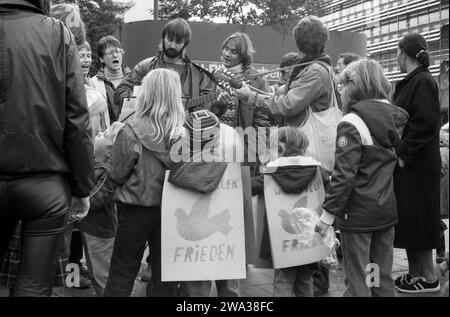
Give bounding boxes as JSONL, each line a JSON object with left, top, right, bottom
{"left": 338, "top": 136, "right": 348, "bottom": 148}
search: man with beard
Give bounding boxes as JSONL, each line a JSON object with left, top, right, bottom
{"left": 114, "top": 18, "right": 215, "bottom": 116}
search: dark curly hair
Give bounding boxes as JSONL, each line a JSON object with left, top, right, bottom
{"left": 398, "top": 32, "right": 430, "bottom": 68}
{"left": 292, "top": 16, "right": 329, "bottom": 55}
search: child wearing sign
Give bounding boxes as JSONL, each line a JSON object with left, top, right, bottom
{"left": 167, "top": 109, "right": 243, "bottom": 296}
{"left": 314, "top": 59, "right": 409, "bottom": 296}
{"left": 252, "top": 127, "right": 330, "bottom": 297}
{"left": 104, "top": 69, "right": 185, "bottom": 297}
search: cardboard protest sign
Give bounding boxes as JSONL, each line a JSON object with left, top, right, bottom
{"left": 161, "top": 163, "right": 246, "bottom": 281}
{"left": 118, "top": 85, "right": 141, "bottom": 123}
{"left": 264, "top": 165, "right": 331, "bottom": 269}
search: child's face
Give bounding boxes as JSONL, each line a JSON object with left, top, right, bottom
{"left": 78, "top": 48, "right": 92, "bottom": 76}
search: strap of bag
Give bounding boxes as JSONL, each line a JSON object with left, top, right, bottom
{"left": 313, "top": 61, "right": 340, "bottom": 111}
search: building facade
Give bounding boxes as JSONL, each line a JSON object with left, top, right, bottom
{"left": 320, "top": 0, "right": 449, "bottom": 82}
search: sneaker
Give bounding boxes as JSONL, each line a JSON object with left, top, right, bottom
{"left": 394, "top": 273, "right": 412, "bottom": 288}
{"left": 436, "top": 252, "right": 446, "bottom": 264}
{"left": 396, "top": 276, "right": 440, "bottom": 294}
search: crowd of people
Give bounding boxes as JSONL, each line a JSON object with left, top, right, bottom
{"left": 0, "top": 0, "right": 448, "bottom": 297}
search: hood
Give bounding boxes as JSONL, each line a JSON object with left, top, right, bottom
{"left": 349, "top": 100, "right": 409, "bottom": 148}
{"left": 287, "top": 53, "right": 332, "bottom": 90}
{"left": 128, "top": 119, "right": 173, "bottom": 154}
{"left": 168, "top": 162, "right": 228, "bottom": 194}
{"left": 261, "top": 156, "right": 321, "bottom": 194}
{"left": 0, "top": 0, "right": 47, "bottom": 14}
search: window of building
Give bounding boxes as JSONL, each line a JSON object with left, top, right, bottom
{"left": 408, "top": 14, "right": 419, "bottom": 28}
{"left": 419, "top": 24, "right": 430, "bottom": 33}
{"left": 429, "top": 11, "right": 440, "bottom": 24}
{"left": 419, "top": 14, "right": 429, "bottom": 26}
{"left": 398, "top": 18, "right": 407, "bottom": 32}
{"left": 390, "top": 21, "right": 398, "bottom": 33}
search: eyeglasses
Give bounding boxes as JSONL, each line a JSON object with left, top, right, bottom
{"left": 103, "top": 48, "right": 123, "bottom": 56}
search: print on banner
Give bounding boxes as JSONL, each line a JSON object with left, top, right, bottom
{"left": 161, "top": 163, "right": 246, "bottom": 281}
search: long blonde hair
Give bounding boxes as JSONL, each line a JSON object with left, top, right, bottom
{"left": 135, "top": 69, "right": 185, "bottom": 143}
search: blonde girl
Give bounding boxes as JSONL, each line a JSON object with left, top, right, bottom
{"left": 104, "top": 69, "right": 185, "bottom": 297}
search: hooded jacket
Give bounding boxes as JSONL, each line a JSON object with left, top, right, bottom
{"left": 167, "top": 123, "right": 243, "bottom": 193}
{"left": 322, "top": 99, "right": 409, "bottom": 232}
{"left": 0, "top": 0, "right": 94, "bottom": 197}
{"left": 109, "top": 119, "right": 178, "bottom": 207}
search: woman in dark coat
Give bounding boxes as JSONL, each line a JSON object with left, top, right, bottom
{"left": 393, "top": 32, "right": 442, "bottom": 294}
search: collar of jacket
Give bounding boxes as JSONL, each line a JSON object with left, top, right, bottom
{"left": 96, "top": 65, "right": 132, "bottom": 83}
{"left": 349, "top": 99, "right": 409, "bottom": 148}
{"left": 400, "top": 65, "right": 429, "bottom": 83}
{"left": 127, "top": 119, "right": 172, "bottom": 154}
{"left": 0, "top": 0, "right": 46, "bottom": 14}
{"left": 154, "top": 50, "right": 193, "bottom": 82}
{"left": 287, "top": 53, "right": 332, "bottom": 90}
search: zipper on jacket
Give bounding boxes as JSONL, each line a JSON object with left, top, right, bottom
{"left": 0, "top": 15, "right": 6, "bottom": 106}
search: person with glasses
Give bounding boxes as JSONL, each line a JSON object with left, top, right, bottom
{"left": 92, "top": 36, "right": 132, "bottom": 123}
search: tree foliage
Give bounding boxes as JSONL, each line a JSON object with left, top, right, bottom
{"left": 155, "top": 0, "right": 330, "bottom": 27}
{"left": 52, "top": 0, "right": 133, "bottom": 44}
{"left": 51, "top": 0, "right": 133, "bottom": 71}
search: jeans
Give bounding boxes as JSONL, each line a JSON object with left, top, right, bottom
{"left": 273, "top": 264, "right": 315, "bottom": 297}
{"left": 340, "top": 227, "right": 395, "bottom": 297}
{"left": 81, "top": 232, "right": 115, "bottom": 296}
{"left": 103, "top": 203, "right": 177, "bottom": 297}
{"left": 0, "top": 174, "right": 70, "bottom": 296}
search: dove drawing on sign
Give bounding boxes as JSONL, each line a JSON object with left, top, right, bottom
{"left": 278, "top": 209, "right": 300, "bottom": 234}
{"left": 174, "top": 196, "right": 232, "bottom": 241}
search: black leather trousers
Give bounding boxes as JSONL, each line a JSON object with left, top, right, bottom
{"left": 0, "top": 174, "right": 70, "bottom": 296}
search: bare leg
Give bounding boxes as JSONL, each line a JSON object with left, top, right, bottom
{"left": 415, "top": 249, "right": 437, "bottom": 282}
{"left": 406, "top": 249, "right": 420, "bottom": 277}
